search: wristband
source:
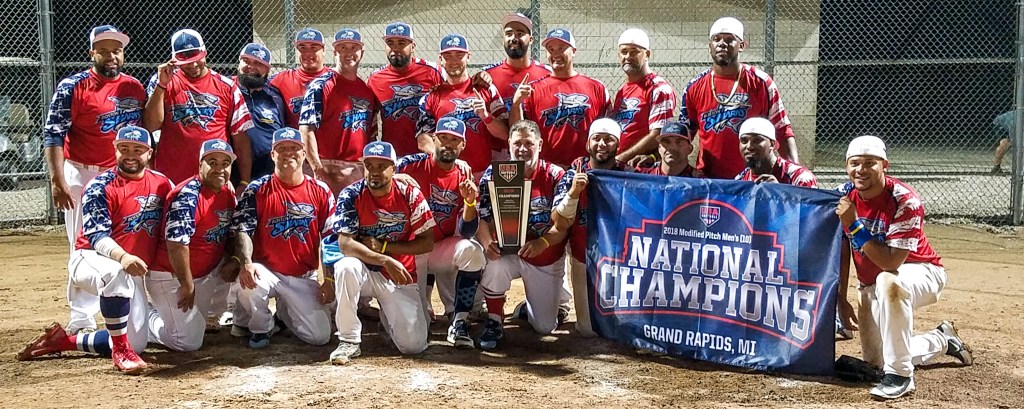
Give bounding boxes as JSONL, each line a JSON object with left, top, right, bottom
{"left": 323, "top": 276, "right": 335, "bottom": 283}
{"left": 539, "top": 236, "right": 550, "bottom": 248}
{"left": 231, "top": 256, "right": 243, "bottom": 265}
{"left": 380, "top": 241, "right": 388, "bottom": 254}
{"left": 464, "top": 199, "right": 477, "bottom": 208}
{"left": 157, "top": 83, "right": 167, "bottom": 90}
{"left": 649, "top": 154, "right": 657, "bottom": 160}
{"left": 847, "top": 221, "right": 873, "bottom": 251}
{"left": 239, "top": 180, "right": 249, "bottom": 186}
{"left": 483, "top": 115, "right": 495, "bottom": 125}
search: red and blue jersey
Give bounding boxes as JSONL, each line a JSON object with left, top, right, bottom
{"left": 416, "top": 80, "right": 506, "bottom": 172}
{"left": 299, "top": 70, "right": 379, "bottom": 162}
{"left": 396, "top": 153, "right": 473, "bottom": 241}
{"left": 478, "top": 160, "right": 566, "bottom": 267}
{"left": 269, "top": 67, "right": 331, "bottom": 130}
{"left": 43, "top": 69, "right": 146, "bottom": 168}
{"left": 736, "top": 156, "right": 817, "bottom": 188}
{"left": 147, "top": 69, "right": 254, "bottom": 183}
{"left": 367, "top": 59, "right": 443, "bottom": 157}
{"left": 483, "top": 60, "right": 552, "bottom": 151}
{"left": 76, "top": 168, "right": 174, "bottom": 265}
{"left": 152, "top": 177, "right": 237, "bottom": 278}
{"left": 233, "top": 174, "right": 334, "bottom": 277}
{"left": 520, "top": 74, "right": 610, "bottom": 167}
{"left": 330, "top": 179, "right": 436, "bottom": 282}
{"left": 553, "top": 157, "right": 630, "bottom": 262}
{"left": 611, "top": 72, "right": 676, "bottom": 154}
{"left": 678, "top": 64, "right": 795, "bottom": 179}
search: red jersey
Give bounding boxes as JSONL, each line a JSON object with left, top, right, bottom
{"left": 679, "top": 64, "right": 795, "bottom": 179}
{"left": 554, "top": 157, "right": 630, "bottom": 262}
{"left": 736, "top": 156, "right": 817, "bottom": 188}
{"left": 152, "top": 177, "right": 236, "bottom": 278}
{"left": 521, "top": 74, "right": 610, "bottom": 167}
{"left": 234, "top": 174, "right": 335, "bottom": 277}
{"left": 478, "top": 160, "right": 566, "bottom": 267}
{"left": 611, "top": 72, "right": 677, "bottom": 153}
{"left": 396, "top": 153, "right": 473, "bottom": 241}
{"left": 840, "top": 176, "right": 943, "bottom": 286}
{"left": 417, "top": 80, "right": 507, "bottom": 172}
{"left": 270, "top": 66, "right": 331, "bottom": 129}
{"left": 636, "top": 163, "right": 699, "bottom": 177}
{"left": 331, "top": 179, "right": 436, "bottom": 282}
{"left": 366, "top": 59, "right": 443, "bottom": 157}
{"left": 146, "top": 69, "right": 254, "bottom": 183}
{"left": 43, "top": 69, "right": 146, "bottom": 168}
{"left": 76, "top": 168, "right": 174, "bottom": 266}
{"left": 298, "top": 70, "right": 379, "bottom": 161}
{"left": 483, "top": 60, "right": 552, "bottom": 150}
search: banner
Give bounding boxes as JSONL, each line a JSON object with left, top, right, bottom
{"left": 586, "top": 170, "right": 843, "bottom": 376}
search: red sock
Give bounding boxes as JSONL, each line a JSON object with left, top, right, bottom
{"left": 485, "top": 295, "right": 506, "bottom": 322}
{"left": 110, "top": 333, "right": 130, "bottom": 350}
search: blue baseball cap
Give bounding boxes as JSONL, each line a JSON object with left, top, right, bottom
{"left": 658, "top": 121, "right": 692, "bottom": 143}
{"left": 361, "top": 141, "right": 397, "bottom": 164}
{"left": 294, "top": 28, "right": 325, "bottom": 46}
{"left": 200, "top": 139, "right": 237, "bottom": 161}
{"left": 439, "top": 33, "right": 469, "bottom": 53}
{"left": 89, "top": 25, "right": 130, "bottom": 48}
{"left": 434, "top": 117, "right": 467, "bottom": 140}
{"left": 239, "top": 43, "right": 271, "bottom": 68}
{"left": 272, "top": 127, "right": 304, "bottom": 148}
{"left": 383, "top": 22, "right": 414, "bottom": 41}
{"left": 333, "top": 28, "right": 363, "bottom": 48}
{"left": 113, "top": 126, "right": 152, "bottom": 148}
{"left": 542, "top": 28, "right": 576, "bottom": 49}
{"left": 171, "top": 29, "right": 207, "bottom": 66}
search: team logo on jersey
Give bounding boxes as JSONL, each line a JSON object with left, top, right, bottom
{"left": 171, "top": 91, "right": 221, "bottom": 130}
{"left": 256, "top": 107, "right": 277, "bottom": 125}
{"left": 203, "top": 209, "right": 233, "bottom": 243}
{"left": 268, "top": 201, "right": 315, "bottom": 243}
{"left": 290, "top": 96, "right": 304, "bottom": 114}
{"left": 447, "top": 97, "right": 483, "bottom": 132}
{"left": 428, "top": 185, "right": 459, "bottom": 224}
{"left": 541, "top": 93, "right": 590, "bottom": 128}
{"left": 364, "top": 209, "right": 408, "bottom": 241}
{"left": 382, "top": 84, "right": 424, "bottom": 120}
{"left": 340, "top": 97, "right": 372, "bottom": 130}
{"left": 97, "top": 97, "right": 142, "bottom": 133}
{"left": 613, "top": 97, "right": 642, "bottom": 129}
{"left": 527, "top": 196, "right": 551, "bottom": 237}
{"left": 700, "top": 205, "right": 721, "bottom": 227}
{"left": 700, "top": 93, "right": 750, "bottom": 133}
{"left": 124, "top": 194, "right": 164, "bottom": 236}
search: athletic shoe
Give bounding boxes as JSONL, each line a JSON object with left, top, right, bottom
{"left": 512, "top": 301, "right": 528, "bottom": 321}
{"left": 557, "top": 305, "right": 570, "bottom": 326}
{"left": 230, "top": 325, "right": 251, "bottom": 338}
{"left": 17, "top": 322, "right": 68, "bottom": 361}
{"left": 869, "top": 373, "right": 915, "bottom": 399}
{"left": 249, "top": 333, "right": 270, "bottom": 349}
{"left": 218, "top": 311, "right": 234, "bottom": 327}
{"left": 937, "top": 321, "right": 974, "bottom": 365}
{"left": 477, "top": 319, "right": 504, "bottom": 350}
{"left": 330, "top": 341, "right": 361, "bottom": 365}
{"left": 447, "top": 319, "right": 473, "bottom": 349}
{"left": 111, "top": 345, "right": 148, "bottom": 375}
{"left": 271, "top": 315, "right": 287, "bottom": 336}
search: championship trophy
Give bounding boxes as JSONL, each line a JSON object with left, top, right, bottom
{"left": 487, "top": 160, "right": 531, "bottom": 254}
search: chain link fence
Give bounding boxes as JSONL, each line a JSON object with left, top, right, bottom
{"left": 1, "top": 0, "right": 1021, "bottom": 225}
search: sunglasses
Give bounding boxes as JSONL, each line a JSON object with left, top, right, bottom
{"left": 174, "top": 49, "right": 204, "bottom": 61}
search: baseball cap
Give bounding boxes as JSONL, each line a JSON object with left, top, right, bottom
{"left": 171, "top": 29, "right": 207, "bottom": 66}
{"left": 89, "top": 25, "right": 130, "bottom": 48}
{"left": 658, "top": 121, "right": 693, "bottom": 143}
{"left": 383, "top": 22, "right": 414, "bottom": 41}
{"left": 710, "top": 17, "right": 744, "bottom": 41}
{"left": 738, "top": 117, "right": 776, "bottom": 141}
{"left": 294, "top": 28, "right": 325, "bottom": 47}
{"left": 200, "top": 139, "right": 237, "bottom": 161}
{"left": 239, "top": 43, "right": 271, "bottom": 68}
{"left": 542, "top": 28, "right": 576, "bottom": 49}
{"left": 113, "top": 126, "right": 152, "bottom": 148}
{"left": 439, "top": 33, "right": 469, "bottom": 53}
{"left": 846, "top": 135, "right": 888, "bottom": 161}
{"left": 434, "top": 117, "right": 467, "bottom": 139}
{"left": 501, "top": 12, "right": 533, "bottom": 32}
{"left": 589, "top": 118, "right": 621, "bottom": 140}
{"left": 618, "top": 28, "right": 650, "bottom": 50}
{"left": 361, "top": 141, "right": 398, "bottom": 164}
{"left": 272, "top": 127, "right": 304, "bottom": 148}
{"left": 333, "top": 28, "right": 363, "bottom": 48}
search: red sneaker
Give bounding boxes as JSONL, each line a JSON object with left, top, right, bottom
{"left": 111, "top": 346, "right": 148, "bottom": 375}
{"left": 17, "top": 322, "right": 69, "bottom": 361}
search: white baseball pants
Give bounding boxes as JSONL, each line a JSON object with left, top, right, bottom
{"left": 415, "top": 237, "right": 487, "bottom": 318}
{"left": 64, "top": 160, "right": 103, "bottom": 334}
{"left": 235, "top": 264, "right": 332, "bottom": 346}
{"left": 481, "top": 254, "right": 566, "bottom": 334}
{"left": 145, "top": 266, "right": 232, "bottom": 352}
{"left": 67, "top": 249, "right": 148, "bottom": 353}
{"left": 568, "top": 256, "right": 596, "bottom": 337}
{"left": 334, "top": 257, "right": 428, "bottom": 354}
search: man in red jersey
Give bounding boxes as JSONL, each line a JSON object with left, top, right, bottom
{"left": 327, "top": 141, "right": 436, "bottom": 364}
{"left": 43, "top": 25, "right": 147, "bottom": 335}
{"left": 270, "top": 28, "right": 331, "bottom": 130}
{"left": 835, "top": 135, "right": 973, "bottom": 399}
{"left": 609, "top": 28, "right": 677, "bottom": 165}
{"left": 143, "top": 29, "right": 254, "bottom": 185}
{"left": 417, "top": 33, "right": 509, "bottom": 175}
{"left": 634, "top": 121, "right": 700, "bottom": 177}
{"left": 367, "top": 22, "right": 444, "bottom": 157}
{"left": 735, "top": 117, "right": 816, "bottom": 187}
{"left": 145, "top": 140, "right": 238, "bottom": 351}
{"left": 511, "top": 28, "right": 610, "bottom": 168}
{"left": 18, "top": 126, "right": 173, "bottom": 374}
{"left": 232, "top": 128, "right": 335, "bottom": 349}
{"left": 678, "top": 17, "right": 799, "bottom": 179}
{"left": 300, "top": 28, "right": 379, "bottom": 195}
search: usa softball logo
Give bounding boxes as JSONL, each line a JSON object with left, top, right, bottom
{"left": 498, "top": 164, "right": 517, "bottom": 182}
{"left": 700, "top": 205, "right": 720, "bottom": 227}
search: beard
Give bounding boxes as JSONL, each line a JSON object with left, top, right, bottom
{"left": 94, "top": 61, "right": 120, "bottom": 78}
{"left": 590, "top": 150, "right": 614, "bottom": 165}
{"left": 444, "top": 67, "right": 465, "bottom": 78}
{"left": 745, "top": 156, "right": 769, "bottom": 170}
{"left": 238, "top": 73, "right": 267, "bottom": 89}
{"left": 621, "top": 62, "right": 640, "bottom": 75}
{"left": 388, "top": 54, "right": 411, "bottom": 69}
{"left": 505, "top": 41, "right": 527, "bottom": 59}
{"left": 436, "top": 148, "right": 458, "bottom": 164}
{"left": 118, "top": 161, "right": 144, "bottom": 175}
{"left": 367, "top": 177, "right": 388, "bottom": 190}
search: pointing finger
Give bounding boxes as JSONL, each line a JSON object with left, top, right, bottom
{"left": 520, "top": 73, "right": 530, "bottom": 86}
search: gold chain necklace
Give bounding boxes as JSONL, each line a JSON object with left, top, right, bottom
{"left": 711, "top": 68, "right": 743, "bottom": 106}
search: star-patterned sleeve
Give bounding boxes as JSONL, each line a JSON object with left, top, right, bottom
{"left": 553, "top": 167, "right": 576, "bottom": 207}
{"left": 330, "top": 181, "right": 364, "bottom": 236}
{"left": 477, "top": 166, "right": 494, "bottom": 222}
{"left": 145, "top": 72, "right": 160, "bottom": 97}
{"left": 415, "top": 93, "right": 437, "bottom": 136}
{"left": 80, "top": 170, "right": 118, "bottom": 247}
{"left": 164, "top": 179, "right": 203, "bottom": 245}
{"left": 43, "top": 72, "right": 88, "bottom": 148}
{"left": 298, "top": 72, "right": 330, "bottom": 128}
{"left": 232, "top": 175, "right": 268, "bottom": 236}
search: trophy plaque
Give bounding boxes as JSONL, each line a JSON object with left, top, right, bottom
{"left": 488, "top": 160, "right": 532, "bottom": 254}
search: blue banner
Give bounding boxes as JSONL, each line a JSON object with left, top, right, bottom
{"left": 586, "top": 170, "right": 843, "bottom": 376}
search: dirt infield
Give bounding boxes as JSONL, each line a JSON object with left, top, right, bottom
{"left": 0, "top": 225, "right": 1021, "bottom": 408}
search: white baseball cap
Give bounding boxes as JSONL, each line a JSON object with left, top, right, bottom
{"left": 738, "top": 117, "right": 776, "bottom": 141}
{"left": 589, "top": 118, "right": 621, "bottom": 140}
{"left": 846, "top": 135, "right": 888, "bottom": 160}
{"left": 618, "top": 28, "right": 650, "bottom": 50}
{"left": 710, "top": 17, "right": 744, "bottom": 41}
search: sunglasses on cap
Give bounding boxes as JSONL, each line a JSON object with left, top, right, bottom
{"left": 174, "top": 49, "right": 203, "bottom": 61}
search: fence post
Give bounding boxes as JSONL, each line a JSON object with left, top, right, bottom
{"left": 764, "top": 0, "right": 777, "bottom": 76}
{"left": 1014, "top": 0, "right": 1024, "bottom": 225}
{"left": 530, "top": 0, "right": 541, "bottom": 62}
{"left": 284, "top": 0, "right": 296, "bottom": 67}
{"left": 37, "top": 0, "right": 56, "bottom": 225}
